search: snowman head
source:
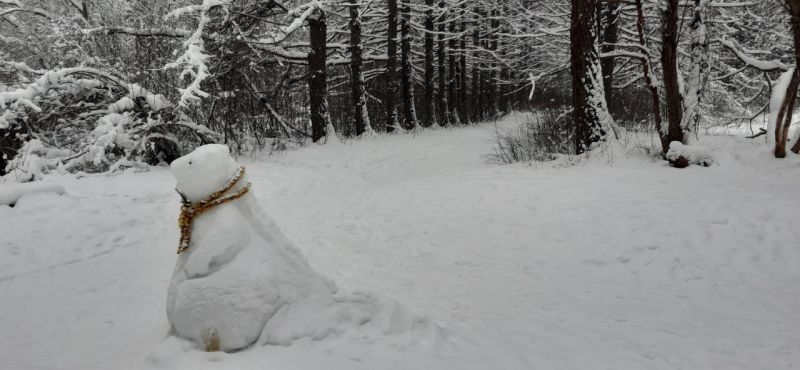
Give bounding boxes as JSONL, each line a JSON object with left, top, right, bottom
{"left": 170, "top": 144, "right": 240, "bottom": 202}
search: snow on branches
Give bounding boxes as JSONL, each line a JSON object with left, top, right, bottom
{"left": 0, "top": 67, "right": 219, "bottom": 182}
{"left": 164, "top": 0, "right": 229, "bottom": 107}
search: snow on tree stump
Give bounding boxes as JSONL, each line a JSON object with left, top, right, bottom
{"left": 666, "top": 141, "right": 714, "bottom": 168}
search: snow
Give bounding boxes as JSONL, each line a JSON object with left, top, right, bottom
{"left": 167, "top": 145, "right": 430, "bottom": 351}
{"left": 665, "top": 141, "right": 715, "bottom": 166}
{"left": 0, "top": 114, "right": 799, "bottom": 369}
{"left": 0, "top": 181, "right": 64, "bottom": 206}
{"left": 717, "top": 37, "right": 791, "bottom": 73}
{"left": 164, "top": 0, "right": 225, "bottom": 106}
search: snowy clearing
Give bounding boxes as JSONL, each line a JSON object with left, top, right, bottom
{"left": 1, "top": 114, "right": 799, "bottom": 369}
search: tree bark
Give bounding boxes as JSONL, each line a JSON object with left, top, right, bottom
{"left": 571, "top": 0, "right": 612, "bottom": 154}
{"left": 308, "top": 11, "right": 330, "bottom": 143}
{"left": 471, "top": 8, "right": 481, "bottom": 122}
{"left": 488, "top": 10, "right": 499, "bottom": 117}
{"left": 634, "top": 0, "right": 666, "bottom": 151}
{"left": 683, "top": 0, "right": 710, "bottom": 139}
{"left": 786, "top": 0, "right": 800, "bottom": 154}
{"left": 448, "top": 17, "right": 460, "bottom": 124}
{"left": 423, "top": 0, "right": 436, "bottom": 127}
{"left": 600, "top": 2, "right": 619, "bottom": 102}
{"left": 385, "top": 0, "right": 400, "bottom": 132}
{"left": 459, "top": 3, "right": 468, "bottom": 123}
{"left": 661, "top": 0, "right": 684, "bottom": 148}
{"left": 401, "top": 3, "right": 419, "bottom": 130}
{"left": 349, "top": 1, "right": 371, "bottom": 136}
{"left": 437, "top": 0, "right": 450, "bottom": 126}
{"left": 775, "top": 70, "right": 800, "bottom": 157}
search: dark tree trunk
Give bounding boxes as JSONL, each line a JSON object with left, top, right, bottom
{"left": 448, "top": 18, "right": 459, "bottom": 124}
{"left": 661, "top": 0, "right": 684, "bottom": 148}
{"left": 401, "top": 3, "right": 418, "bottom": 130}
{"left": 500, "top": 68, "right": 509, "bottom": 113}
{"left": 423, "top": 0, "right": 436, "bottom": 127}
{"left": 349, "top": 1, "right": 370, "bottom": 136}
{"left": 459, "top": 3, "right": 468, "bottom": 123}
{"left": 437, "top": 0, "right": 450, "bottom": 126}
{"left": 488, "top": 10, "right": 499, "bottom": 116}
{"left": 600, "top": 2, "right": 619, "bottom": 102}
{"left": 385, "top": 0, "right": 400, "bottom": 132}
{"left": 471, "top": 8, "right": 481, "bottom": 122}
{"left": 571, "top": 0, "right": 610, "bottom": 154}
{"left": 478, "top": 11, "right": 489, "bottom": 121}
{"left": 308, "top": 11, "right": 330, "bottom": 142}
{"left": 775, "top": 71, "right": 800, "bottom": 157}
{"left": 785, "top": 0, "right": 800, "bottom": 155}
{"left": 635, "top": 0, "right": 666, "bottom": 151}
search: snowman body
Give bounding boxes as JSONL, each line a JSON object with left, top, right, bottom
{"left": 166, "top": 144, "right": 333, "bottom": 352}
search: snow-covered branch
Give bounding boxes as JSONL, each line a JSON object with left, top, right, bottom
{"left": 164, "top": 0, "right": 230, "bottom": 107}
{"left": 716, "top": 37, "right": 791, "bottom": 72}
{"left": 83, "top": 27, "right": 192, "bottom": 38}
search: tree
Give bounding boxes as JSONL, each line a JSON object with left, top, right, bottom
{"left": 437, "top": 0, "right": 450, "bottom": 126}
{"left": 471, "top": 7, "right": 482, "bottom": 122}
{"left": 783, "top": 0, "right": 800, "bottom": 156}
{"left": 423, "top": 0, "right": 436, "bottom": 127}
{"left": 385, "top": 0, "right": 400, "bottom": 132}
{"left": 683, "top": 0, "right": 711, "bottom": 141}
{"left": 661, "top": 0, "right": 684, "bottom": 148}
{"left": 634, "top": 0, "right": 665, "bottom": 151}
{"left": 570, "top": 0, "right": 613, "bottom": 154}
{"left": 400, "top": 2, "right": 418, "bottom": 130}
{"left": 599, "top": 2, "right": 619, "bottom": 101}
{"left": 349, "top": 0, "right": 373, "bottom": 136}
{"left": 308, "top": 10, "right": 331, "bottom": 142}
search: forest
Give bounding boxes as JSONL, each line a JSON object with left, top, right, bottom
{"left": 1, "top": 1, "right": 799, "bottom": 369}
{"left": 1, "top": 0, "right": 797, "bottom": 179}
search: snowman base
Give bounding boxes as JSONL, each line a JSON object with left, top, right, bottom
{"left": 166, "top": 145, "right": 437, "bottom": 352}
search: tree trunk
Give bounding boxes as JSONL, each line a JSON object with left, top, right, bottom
{"left": 775, "top": 70, "right": 800, "bottom": 157}
{"left": 488, "top": 10, "right": 499, "bottom": 117}
{"left": 683, "top": 0, "right": 710, "bottom": 139}
{"left": 459, "top": 3, "right": 468, "bottom": 123}
{"left": 437, "top": 0, "right": 450, "bottom": 126}
{"left": 448, "top": 18, "right": 460, "bottom": 124}
{"left": 571, "top": 0, "right": 612, "bottom": 154}
{"left": 471, "top": 8, "right": 481, "bottom": 122}
{"left": 661, "top": 0, "right": 684, "bottom": 148}
{"left": 423, "top": 0, "right": 436, "bottom": 127}
{"left": 401, "top": 3, "right": 418, "bottom": 130}
{"left": 600, "top": 2, "right": 619, "bottom": 102}
{"left": 385, "top": 0, "right": 400, "bottom": 132}
{"left": 478, "top": 13, "right": 489, "bottom": 121}
{"left": 308, "top": 11, "right": 330, "bottom": 143}
{"left": 635, "top": 0, "right": 666, "bottom": 151}
{"left": 786, "top": 0, "right": 800, "bottom": 154}
{"left": 349, "top": 1, "right": 372, "bottom": 136}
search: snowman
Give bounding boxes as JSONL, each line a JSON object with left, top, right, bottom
{"left": 166, "top": 144, "right": 336, "bottom": 352}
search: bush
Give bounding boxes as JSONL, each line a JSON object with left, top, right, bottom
{"left": 0, "top": 67, "right": 219, "bottom": 182}
{"left": 487, "top": 111, "right": 573, "bottom": 164}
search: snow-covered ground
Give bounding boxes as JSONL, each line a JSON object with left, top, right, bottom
{"left": 1, "top": 114, "right": 799, "bottom": 369}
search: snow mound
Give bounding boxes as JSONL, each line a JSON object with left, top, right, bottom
{"left": 167, "top": 144, "right": 435, "bottom": 352}
{"left": 0, "top": 181, "right": 65, "bottom": 206}
{"left": 666, "top": 141, "right": 714, "bottom": 167}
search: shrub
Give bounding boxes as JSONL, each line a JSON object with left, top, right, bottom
{"left": 0, "top": 67, "right": 219, "bottom": 181}
{"left": 487, "top": 111, "right": 573, "bottom": 164}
